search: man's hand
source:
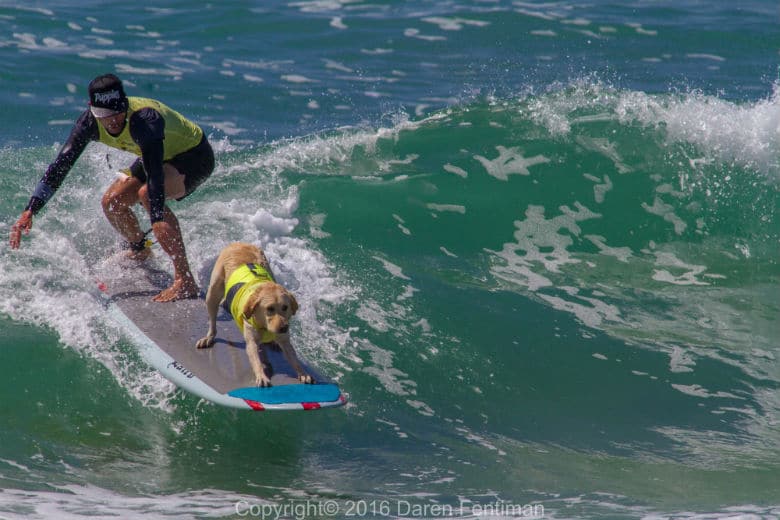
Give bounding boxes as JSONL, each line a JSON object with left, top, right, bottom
{"left": 9, "top": 210, "right": 33, "bottom": 249}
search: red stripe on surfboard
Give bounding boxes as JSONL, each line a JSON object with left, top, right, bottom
{"left": 244, "top": 399, "right": 265, "bottom": 411}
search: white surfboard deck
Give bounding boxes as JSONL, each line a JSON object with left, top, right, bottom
{"left": 93, "top": 257, "right": 346, "bottom": 411}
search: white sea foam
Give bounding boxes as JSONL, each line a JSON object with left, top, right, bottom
{"left": 614, "top": 85, "right": 780, "bottom": 178}
{"left": 426, "top": 203, "right": 466, "bottom": 214}
{"left": 281, "top": 74, "right": 318, "bottom": 84}
{"left": 115, "top": 63, "right": 183, "bottom": 77}
{"left": 403, "top": 28, "right": 446, "bottom": 42}
{"left": 584, "top": 234, "right": 632, "bottom": 263}
{"left": 373, "top": 256, "right": 411, "bottom": 281}
{"left": 330, "top": 16, "right": 347, "bottom": 29}
{"left": 686, "top": 53, "right": 726, "bottom": 62}
{"left": 443, "top": 163, "right": 468, "bottom": 178}
{"left": 241, "top": 111, "right": 442, "bottom": 177}
{"left": 359, "top": 335, "right": 418, "bottom": 397}
{"left": 223, "top": 58, "right": 294, "bottom": 71}
{"left": 242, "top": 73, "right": 264, "bottom": 83}
{"left": 474, "top": 146, "right": 550, "bottom": 180}
{"left": 649, "top": 251, "right": 710, "bottom": 286}
{"left": 440, "top": 247, "right": 458, "bottom": 258}
{"left": 490, "top": 203, "right": 601, "bottom": 291}
{"left": 641, "top": 197, "right": 688, "bottom": 235}
{"left": 322, "top": 58, "right": 353, "bottom": 73}
{"left": 361, "top": 47, "right": 394, "bottom": 55}
{"left": 421, "top": 17, "right": 490, "bottom": 31}
{"left": 583, "top": 173, "right": 613, "bottom": 203}
{"left": 538, "top": 286, "right": 624, "bottom": 329}
{"left": 671, "top": 384, "right": 740, "bottom": 399}
{"left": 575, "top": 136, "right": 631, "bottom": 174}
{"left": 528, "top": 80, "right": 780, "bottom": 179}
{"left": 13, "top": 6, "right": 54, "bottom": 16}
{"left": 0, "top": 485, "right": 257, "bottom": 520}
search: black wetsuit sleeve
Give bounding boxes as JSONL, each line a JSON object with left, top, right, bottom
{"left": 129, "top": 108, "right": 166, "bottom": 224}
{"left": 26, "top": 110, "right": 98, "bottom": 214}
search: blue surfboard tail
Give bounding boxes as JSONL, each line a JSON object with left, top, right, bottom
{"left": 228, "top": 383, "right": 346, "bottom": 411}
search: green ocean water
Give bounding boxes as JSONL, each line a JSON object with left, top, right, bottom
{"left": 0, "top": 2, "right": 779, "bottom": 519}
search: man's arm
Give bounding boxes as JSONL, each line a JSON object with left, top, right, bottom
{"left": 10, "top": 111, "right": 97, "bottom": 249}
{"left": 129, "top": 107, "right": 166, "bottom": 223}
{"left": 27, "top": 110, "right": 97, "bottom": 214}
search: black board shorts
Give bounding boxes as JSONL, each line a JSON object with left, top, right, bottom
{"left": 128, "top": 134, "right": 215, "bottom": 200}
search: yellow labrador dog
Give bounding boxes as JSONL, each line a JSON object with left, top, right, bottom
{"left": 195, "top": 242, "right": 314, "bottom": 387}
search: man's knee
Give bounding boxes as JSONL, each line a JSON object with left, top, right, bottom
{"left": 101, "top": 189, "right": 113, "bottom": 212}
{"left": 137, "top": 184, "right": 150, "bottom": 209}
{"left": 102, "top": 187, "right": 127, "bottom": 213}
{"left": 103, "top": 177, "right": 141, "bottom": 212}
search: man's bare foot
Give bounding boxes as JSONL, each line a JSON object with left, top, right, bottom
{"left": 153, "top": 276, "right": 198, "bottom": 302}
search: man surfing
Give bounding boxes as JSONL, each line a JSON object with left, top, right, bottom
{"left": 9, "top": 73, "right": 214, "bottom": 302}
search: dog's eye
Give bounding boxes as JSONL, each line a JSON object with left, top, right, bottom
{"left": 281, "top": 305, "right": 288, "bottom": 312}
{"left": 266, "top": 306, "right": 275, "bottom": 315}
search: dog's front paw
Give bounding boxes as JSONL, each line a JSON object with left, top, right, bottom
{"left": 298, "top": 373, "right": 316, "bottom": 384}
{"left": 195, "top": 335, "right": 215, "bottom": 349}
{"left": 255, "top": 374, "right": 273, "bottom": 387}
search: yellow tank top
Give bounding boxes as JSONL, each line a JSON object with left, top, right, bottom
{"left": 223, "top": 263, "right": 277, "bottom": 343}
{"left": 95, "top": 96, "right": 203, "bottom": 160}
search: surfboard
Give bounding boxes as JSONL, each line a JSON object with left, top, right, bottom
{"left": 93, "top": 258, "right": 346, "bottom": 411}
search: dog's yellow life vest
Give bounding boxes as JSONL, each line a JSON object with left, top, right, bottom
{"left": 95, "top": 96, "right": 203, "bottom": 160}
{"left": 222, "top": 263, "right": 276, "bottom": 343}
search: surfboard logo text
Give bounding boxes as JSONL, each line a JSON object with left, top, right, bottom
{"left": 168, "top": 360, "right": 194, "bottom": 379}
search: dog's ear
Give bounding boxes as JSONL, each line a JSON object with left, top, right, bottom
{"left": 287, "top": 290, "right": 299, "bottom": 315}
{"left": 242, "top": 290, "right": 264, "bottom": 321}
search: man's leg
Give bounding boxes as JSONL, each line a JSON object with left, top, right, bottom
{"left": 102, "top": 175, "right": 149, "bottom": 259}
{"left": 138, "top": 164, "right": 198, "bottom": 302}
